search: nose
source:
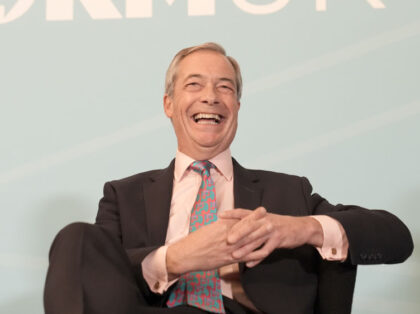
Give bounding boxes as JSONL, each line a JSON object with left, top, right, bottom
{"left": 200, "top": 84, "right": 219, "bottom": 105}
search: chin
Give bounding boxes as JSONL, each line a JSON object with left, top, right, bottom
{"left": 197, "top": 143, "right": 220, "bottom": 150}
{"left": 194, "top": 137, "right": 223, "bottom": 148}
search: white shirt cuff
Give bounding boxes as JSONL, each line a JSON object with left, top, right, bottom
{"left": 141, "top": 245, "right": 178, "bottom": 294}
{"left": 311, "top": 215, "right": 349, "bottom": 261}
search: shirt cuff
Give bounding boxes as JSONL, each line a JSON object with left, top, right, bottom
{"left": 141, "top": 245, "right": 178, "bottom": 294}
{"left": 311, "top": 215, "right": 349, "bottom": 261}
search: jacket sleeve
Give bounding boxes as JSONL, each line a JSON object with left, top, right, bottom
{"left": 95, "top": 181, "right": 166, "bottom": 305}
{"left": 301, "top": 176, "right": 414, "bottom": 265}
{"left": 96, "top": 181, "right": 158, "bottom": 261}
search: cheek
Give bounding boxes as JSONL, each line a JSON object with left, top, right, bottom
{"left": 174, "top": 97, "right": 191, "bottom": 115}
{"left": 229, "top": 110, "right": 239, "bottom": 125}
{"left": 227, "top": 101, "right": 240, "bottom": 114}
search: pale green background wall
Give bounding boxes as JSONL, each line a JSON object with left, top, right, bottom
{"left": 1, "top": 1, "right": 419, "bottom": 313}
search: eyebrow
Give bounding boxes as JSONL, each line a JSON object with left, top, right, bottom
{"left": 183, "top": 74, "right": 203, "bottom": 82}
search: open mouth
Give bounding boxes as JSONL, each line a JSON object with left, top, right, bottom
{"left": 192, "top": 113, "right": 223, "bottom": 125}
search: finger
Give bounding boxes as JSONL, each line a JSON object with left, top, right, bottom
{"left": 232, "top": 236, "right": 267, "bottom": 259}
{"left": 218, "top": 208, "right": 251, "bottom": 219}
{"left": 227, "top": 219, "right": 262, "bottom": 244}
{"left": 241, "top": 239, "right": 277, "bottom": 264}
{"left": 253, "top": 206, "right": 267, "bottom": 217}
{"left": 227, "top": 207, "right": 267, "bottom": 244}
{"left": 220, "top": 206, "right": 266, "bottom": 219}
{"left": 245, "top": 259, "right": 263, "bottom": 268}
{"left": 237, "top": 221, "right": 274, "bottom": 246}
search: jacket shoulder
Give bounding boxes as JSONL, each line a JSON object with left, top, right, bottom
{"left": 250, "top": 168, "right": 303, "bottom": 181}
{"left": 106, "top": 159, "right": 175, "bottom": 189}
{"left": 233, "top": 158, "right": 305, "bottom": 184}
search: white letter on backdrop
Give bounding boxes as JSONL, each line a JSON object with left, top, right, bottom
{"left": 0, "top": 0, "right": 34, "bottom": 24}
{"left": 232, "top": 0, "right": 289, "bottom": 15}
{"left": 366, "top": 0, "right": 385, "bottom": 9}
{"left": 188, "top": 0, "right": 215, "bottom": 16}
{"left": 46, "top": 0, "right": 122, "bottom": 21}
{"left": 126, "top": 0, "right": 152, "bottom": 18}
{"left": 126, "top": 0, "right": 214, "bottom": 18}
{"left": 316, "top": 0, "right": 326, "bottom": 11}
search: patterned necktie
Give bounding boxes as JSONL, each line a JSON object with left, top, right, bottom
{"left": 167, "top": 160, "right": 225, "bottom": 313}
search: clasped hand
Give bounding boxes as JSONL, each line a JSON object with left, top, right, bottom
{"left": 166, "top": 207, "right": 323, "bottom": 279}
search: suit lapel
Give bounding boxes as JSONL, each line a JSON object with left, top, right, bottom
{"left": 233, "top": 158, "right": 262, "bottom": 211}
{"left": 143, "top": 159, "right": 175, "bottom": 246}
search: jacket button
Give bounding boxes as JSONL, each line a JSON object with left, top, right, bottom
{"left": 331, "top": 248, "right": 337, "bottom": 255}
{"left": 154, "top": 281, "right": 160, "bottom": 290}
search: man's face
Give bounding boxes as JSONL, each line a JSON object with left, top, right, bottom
{"left": 164, "top": 50, "right": 240, "bottom": 160}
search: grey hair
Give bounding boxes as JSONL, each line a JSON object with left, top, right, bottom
{"left": 164, "top": 42, "right": 242, "bottom": 100}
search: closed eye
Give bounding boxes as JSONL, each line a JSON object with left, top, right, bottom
{"left": 218, "top": 84, "right": 234, "bottom": 92}
{"left": 185, "top": 82, "right": 202, "bottom": 90}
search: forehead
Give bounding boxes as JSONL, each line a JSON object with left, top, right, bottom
{"left": 176, "top": 50, "right": 236, "bottom": 81}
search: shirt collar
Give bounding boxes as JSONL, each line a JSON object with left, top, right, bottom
{"left": 174, "top": 148, "right": 233, "bottom": 182}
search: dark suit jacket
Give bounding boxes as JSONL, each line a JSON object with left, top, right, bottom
{"left": 95, "top": 158, "right": 413, "bottom": 314}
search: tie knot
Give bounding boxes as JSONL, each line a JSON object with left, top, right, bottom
{"left": 190, "top": 160, "right": 214, "bottom": 176}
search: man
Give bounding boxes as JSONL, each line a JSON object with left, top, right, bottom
{"left": 44, "top": 43, "right": 413, "bottom": 314}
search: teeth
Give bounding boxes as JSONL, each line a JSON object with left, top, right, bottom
{"left": 196, "top": 119, "right": 218, "bottom": 125}
{"left": 193, "top": 113, "right": 221, "bottom": 123}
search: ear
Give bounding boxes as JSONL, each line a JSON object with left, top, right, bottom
{"left": 163, "top": 94, "right": 174, "bottom": 118}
